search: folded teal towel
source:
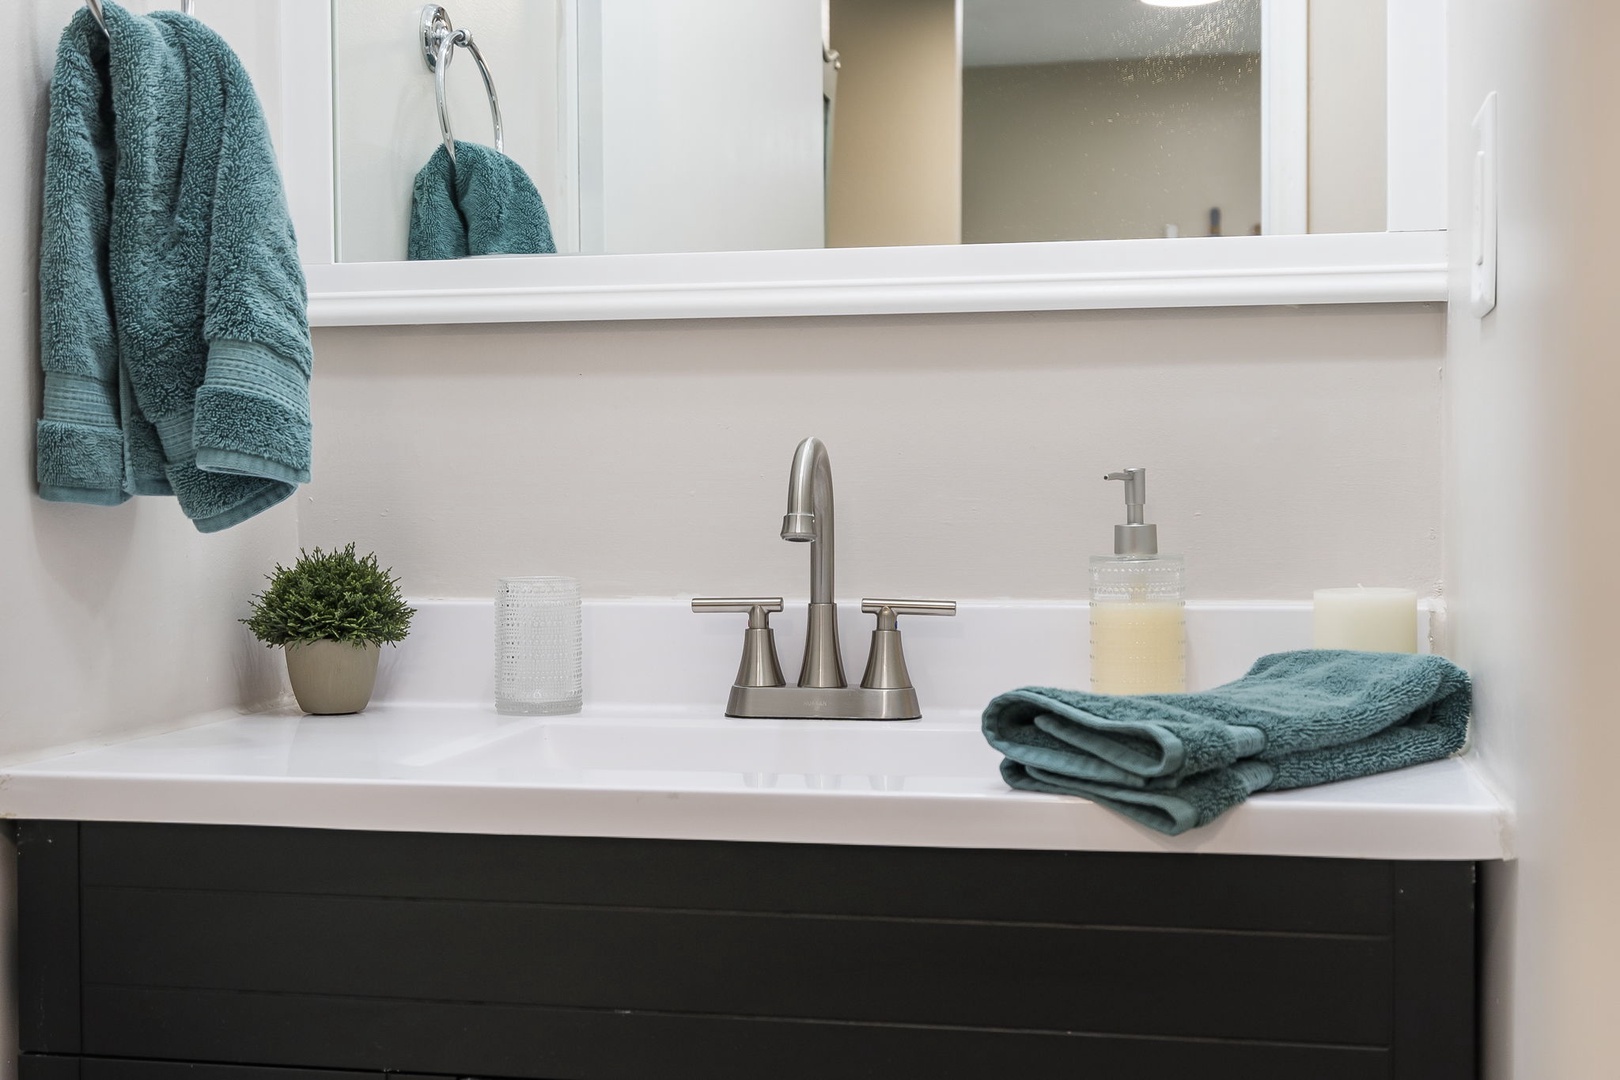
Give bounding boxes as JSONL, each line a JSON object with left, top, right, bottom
{"left": 982, "top": 650, "right": 1471, "bottom": 835}
{"left": 408, "top": 142, "right": 556, "bottom": 260}
{"left": 36, "top": 3, "right": 312, "bottom": 532}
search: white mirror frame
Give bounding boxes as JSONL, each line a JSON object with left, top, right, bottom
{"left": 279, "top": 0, "right": 1447, "bottom": 327}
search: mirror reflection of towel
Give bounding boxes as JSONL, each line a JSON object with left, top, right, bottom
{"left": 408, "top": 142, "right": 556, "bottom": 260}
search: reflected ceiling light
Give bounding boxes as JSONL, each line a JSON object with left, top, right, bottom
{"left": 1139, "top": 0, "right": 1223, "bottom": 6}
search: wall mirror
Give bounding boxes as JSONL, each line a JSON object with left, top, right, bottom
{"left": 278, "top": 0, "right": 1447, "bottom": 325}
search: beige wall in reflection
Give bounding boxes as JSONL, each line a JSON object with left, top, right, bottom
{"left": 962, "top": 56, "right": 1262, "bottom": 243}
{"left": 826, "top": 0, "right": 962, "bottom": 247}
{"left": 1307, "top": 0, "right": 1387, "bottom": 233}
{"left": 962, "top": 0, "right": 1387, "bottom": 243}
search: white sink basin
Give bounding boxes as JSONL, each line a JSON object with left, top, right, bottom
{"left": 411, "top": 711, "right": 1001, "bottom": 785}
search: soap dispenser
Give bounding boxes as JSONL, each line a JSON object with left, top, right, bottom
{"left": 1090, "top": 468, "right": 1186, "bottom": 694}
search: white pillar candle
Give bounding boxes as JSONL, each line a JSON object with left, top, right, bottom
{"left": 1312, "top": 587, "right": 1419, "bottom": 653}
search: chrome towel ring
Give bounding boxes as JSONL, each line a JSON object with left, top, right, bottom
{"left": 85, "top": 0, "right": 197, "bottom": 37}
{"left": 420, "top": 5, "right": 505, "bottom": 164}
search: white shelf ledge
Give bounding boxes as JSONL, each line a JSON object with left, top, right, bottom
{"left": 306, "top": 231, "right": 1448, "bottom": 327}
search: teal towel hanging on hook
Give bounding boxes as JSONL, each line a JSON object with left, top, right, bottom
{"left": 36, "top": 1, "right": 313, "bottom": 531}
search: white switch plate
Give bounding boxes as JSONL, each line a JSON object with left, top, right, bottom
{"left": 1470, "top": 92, "right": 1499, "bottom": 318}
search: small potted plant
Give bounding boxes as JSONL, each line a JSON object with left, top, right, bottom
{"left": 243, "top": 544, "right": 415, "bottom": 715}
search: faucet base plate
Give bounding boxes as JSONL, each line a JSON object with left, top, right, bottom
{"left": 726, "top": 684, "right": 921, "bottom": 721}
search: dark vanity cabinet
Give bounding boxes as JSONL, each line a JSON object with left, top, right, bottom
{"left": 18, "top": 822, "right": 1476, "bottom": 1080}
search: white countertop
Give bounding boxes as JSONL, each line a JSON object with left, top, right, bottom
{"left": 0, "top": 702, "right": 1512, "bottom": 860}
{"left": 0, "top": 601, "right": 1511, "bottom": 860}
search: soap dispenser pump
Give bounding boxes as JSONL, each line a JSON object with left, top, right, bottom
{"left": 1089, "top": 468, "right": 1186, "bottom": 694}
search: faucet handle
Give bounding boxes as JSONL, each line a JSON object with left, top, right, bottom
{"left": 692, "top": 597, "right": 784, "bottom": 626}
{"left": 692, "top": 597, "right": 786, "bottom": 688}
{"left": 858, "top": 599, "right": 956, "bottom": 690}
{"left": 859, "top": 598, "right": 957, "bottom": 629}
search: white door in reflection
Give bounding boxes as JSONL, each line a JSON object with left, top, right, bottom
{"left": 578, "top": 0, "right": 826, "bottom": 255}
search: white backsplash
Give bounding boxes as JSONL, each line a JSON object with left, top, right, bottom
{"left": 374, "top": 600, "right": 1433, "bottom": 710}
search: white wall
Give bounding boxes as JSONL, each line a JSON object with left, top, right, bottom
{"left": 580, "top": 0, "right": 824, "bottom": 254}
{"left": 1445, "top": 2, "right": 1620, "bottom": 1078}
{"left": 333, "top": 0, "right": 568, "bottom": 262}
{"left": 300, "top": 304, "right": 1444, "bottom": 601}
{"left": 3, "top": 2, "right": 301, "bottom": 1078}
{"left": 1442, "top": 7, "right": 1552, "bottom": 1067}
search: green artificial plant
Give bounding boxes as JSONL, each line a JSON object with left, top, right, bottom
{"left": 243, "top": 544, "right": 415, "bottom": 648}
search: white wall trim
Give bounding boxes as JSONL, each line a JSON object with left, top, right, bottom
{"left": 1387, "top": 0, "right": 1448, "bottom": 231}
{"left": 1261, "top": 0, "right": 1309, "bottom": 234}
{"left": 306, "top": 231, "right": 1447, "bottom": 326}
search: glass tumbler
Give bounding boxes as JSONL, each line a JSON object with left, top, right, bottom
{"left": 495, "top": 576, "right": 583, "bottom": 715}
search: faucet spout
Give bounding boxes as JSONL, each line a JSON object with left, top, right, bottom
{"left": 781, "top": 436, "right": 845, "bottom": 687}
{"left": 782, "top": 437, "right": 835, "bottom": 602}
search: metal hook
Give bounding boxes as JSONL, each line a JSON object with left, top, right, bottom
{"left": 86, "top": 0, "right": 199, "bottom": 37}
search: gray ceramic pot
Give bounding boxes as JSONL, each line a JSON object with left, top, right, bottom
{"left": 284, "top": 640, "right": 381, "bottom": 715}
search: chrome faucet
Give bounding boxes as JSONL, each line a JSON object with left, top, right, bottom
{"left": 780, "top": 436, "right": 845, "bottom": 688}
{"left": 693, "top": 436, "right": 955, "bottom": 721}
